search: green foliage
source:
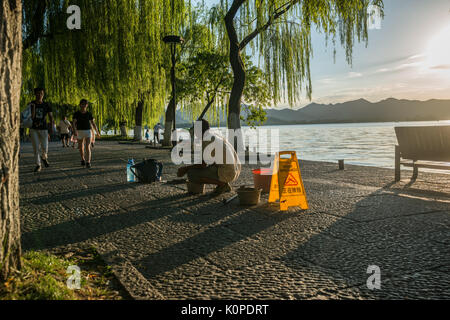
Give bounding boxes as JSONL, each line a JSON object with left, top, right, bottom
{"left": 177, "top": 49, "right": 271, "bottom": 126}
{"left": 209, "top": 0, "right": 384, "bottom": 106}
{"left": 240, "top": 104, "right": 267, "bottom": 128}
{"left": 0, "top": 251, "right": 75, "bottom": 300}
{"left": 20, "top": 0, "right": 384, "bottom": 128}
{"left": 176, "top": 14, "right": 271, "bottom": 127}
{"left": 0, "top": 250, "right": 124, "bottom": 300}
{"left": 101, "top": 118, "right": 119, "bottom": 134}
{"left": 21, "top": 0, "right": 190, "bottom": 128}
{"left": 177, "top": 50, "right": 231, "bottom": 124}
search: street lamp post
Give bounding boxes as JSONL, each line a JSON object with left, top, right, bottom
{"left": 163, "top": 35, "right": 184, "bottom": 144}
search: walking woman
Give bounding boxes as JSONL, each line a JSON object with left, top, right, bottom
{"left": 72, "top": 99, "right": 100, "bottom": 168}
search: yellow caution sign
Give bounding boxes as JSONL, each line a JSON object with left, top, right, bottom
{"left": 268, "top": 151, "right": 309, "bottom": 211}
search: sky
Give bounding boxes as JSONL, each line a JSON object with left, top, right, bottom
{"left": 200, "top": 0, "right": 450, "bottom": 108}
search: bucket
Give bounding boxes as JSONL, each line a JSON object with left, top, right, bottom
{"left": 237, "top": 187, "right": 262, "bottom": 206}
{"left": 252, "top": 168, "right": 272, "bottom": 193}
{"left": 187, "top": 181, "right": 205, "bottom": 194}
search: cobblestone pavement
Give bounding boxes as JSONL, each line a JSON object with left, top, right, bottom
{"left": 19, "top": 141, "right": 450, "bottom": 299}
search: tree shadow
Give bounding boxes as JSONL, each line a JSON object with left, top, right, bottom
{"left": 21, "top": 192, "right": 193, "bottom": 251}
{"left": 384, "top": 178, "right": 450, "bottom": 199}
{"left": 278, "top": 182, "right": 450, "bottom": 298}
{"left": 21, "top": 190, "right": 235, "bottom": 252}
{"left": 27, "top": 168, "right": 123, "bottom": 183}
{"left": 133, "top": 206, "right": 295, "bottom": 279}
{"left": 28, "top": 182, "right": 138, "bottom": 205}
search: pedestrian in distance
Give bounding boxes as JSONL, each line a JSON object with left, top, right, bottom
{"left": 72, "top": 99, "right": 101, "bottom": 168}
{"left": 58, "top": 116, "right": 72, "bottom": 147}
{"left": 153, "top": 123, "right": 162, "bottom": 144}
{"left": 29, "top": 87, "right": 54, "bottom": 172}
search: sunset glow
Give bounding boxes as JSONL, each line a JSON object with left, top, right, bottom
{"left": 426, "top": 24, "right": 450, "bottom": 73}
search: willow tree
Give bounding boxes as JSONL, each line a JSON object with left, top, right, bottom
{"left": 21, "top": 0, "right": 190, "bottom": 137}
{"left": 0, "top": 0, "right": 22, "bottom": 280}
{"left": 210, "top": 0, "right": 383, "bottom": 132}
{"left": 177, "top": 50, "right": 270, "bottom": 126}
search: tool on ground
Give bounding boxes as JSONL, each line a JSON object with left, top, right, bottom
{"left": 165, "top": 178, "right": 187, "bottom": 185}
{"left": 223, "top": 194, "right": 238, "bottom": 205}
{"left": 268, "top": 151, "right": 309, "bottom": 211}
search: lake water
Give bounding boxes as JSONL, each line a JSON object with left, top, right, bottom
{"left": 260, "top": 121, "right": 450, "bottom": 169}
{"left": 126, "top": 121, "right": 450, "bottom": 170}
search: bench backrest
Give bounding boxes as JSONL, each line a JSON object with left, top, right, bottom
{"left": 395, "top": 126, "right": 450, "bottom": 161}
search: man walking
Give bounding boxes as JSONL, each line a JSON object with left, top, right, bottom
{"left": 29, "top": 88, "right": 54, "bottom": 172}
{"left": 153, "top": 123, "right": 162, "bottom": 144}
{"left": 72, "top": 99, "right": 100, "bottom": 168}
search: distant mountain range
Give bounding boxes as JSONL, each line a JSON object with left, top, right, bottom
{"left": 172, "top": 98, "right": 450, "bottom": 127}
{"left": 264, "top": 98, "right": 450, "bottom": 125}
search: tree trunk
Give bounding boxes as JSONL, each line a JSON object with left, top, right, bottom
{"left": 163, "top": 98, "right": 175, "bottom": 147}
{"left": 225, "top": 0, "right": 246, "bottom": 149}
{"left": 197, "top": 98, "right": 215, "bottom": 121}
{"left": 0, "top": 0, "right": 23, "bottom": 280}
{"left": 120, "top": 124, "right": 127, "bottom": 137}
{"left": 119, "top": 118, "right": 127, "bottom": 137}
{"left": 134, "top": 100, "right": 144, "bottom": 141}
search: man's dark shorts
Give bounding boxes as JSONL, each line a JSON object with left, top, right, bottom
{"left": 61, "top": 133, "right": 69, "bottom": 140}
{"left": 187, "top": 165, "right": 220, "bottom": 183}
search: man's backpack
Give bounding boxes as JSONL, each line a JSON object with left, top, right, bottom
{"left": 131, "top": 159, "right": 163, "bottom": 183}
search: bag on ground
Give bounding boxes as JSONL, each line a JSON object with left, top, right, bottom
{"left": 131, "top": 159, "right": 163, "bottom": 183}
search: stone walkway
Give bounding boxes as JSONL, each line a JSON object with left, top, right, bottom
{"left": 19, "top": 141, "right": 450, "bottom": 299}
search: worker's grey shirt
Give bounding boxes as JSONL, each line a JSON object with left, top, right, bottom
{"left": 202, "top": 133, "right": 241, "bottom": 183}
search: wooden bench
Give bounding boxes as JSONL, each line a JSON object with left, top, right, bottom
{"left": 395, "top": 126, "right": 450, "bottom": 181}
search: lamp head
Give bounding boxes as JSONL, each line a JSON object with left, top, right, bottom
{"left": 163, "top": 35, "right": 184, "bottom": 44}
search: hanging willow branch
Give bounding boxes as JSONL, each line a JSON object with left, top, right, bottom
{"left": 239, "top": 0, "right": 297, "bottom": 50}
{"left": 209, "top": 0, "right": 384, "bottom": 116}
{"left": 21, "top": 0, "right": 190, "bottom": 130}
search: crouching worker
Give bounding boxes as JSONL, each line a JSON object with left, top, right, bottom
{"left": 177, "top": 119, "right": 241, "bottom": 195}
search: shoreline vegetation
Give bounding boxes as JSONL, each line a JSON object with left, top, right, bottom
{"left": 98, "top": 119, "right": 450, "bottom": 137}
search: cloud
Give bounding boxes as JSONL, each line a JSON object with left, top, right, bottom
{"left": 407, "top": 54, "right": 426, "bottom": 61}
{"left": 348, "top": 72, "right": 363, "bottom": 78}
{"left": 373, "top": 62, "right": 421, "bottom": 75}
{"left": 317, "top": 77, "right": 335, "bottom": 84}
{"left": 394, "top": 62, "right": 421, "bottom": 71}
{"left": 430, "top": 64, "right": 450, "bottom": 70}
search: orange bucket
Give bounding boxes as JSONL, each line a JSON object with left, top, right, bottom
{"left": 252, "top": 168, "right": 273, "bottom": 193}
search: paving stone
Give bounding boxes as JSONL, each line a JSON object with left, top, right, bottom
{"left": 18, "top": 141, "right": 450, "bottom": 299}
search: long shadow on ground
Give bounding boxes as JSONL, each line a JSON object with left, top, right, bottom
{"left": 279, "top": 182, "right": 450, "bottom": 299}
